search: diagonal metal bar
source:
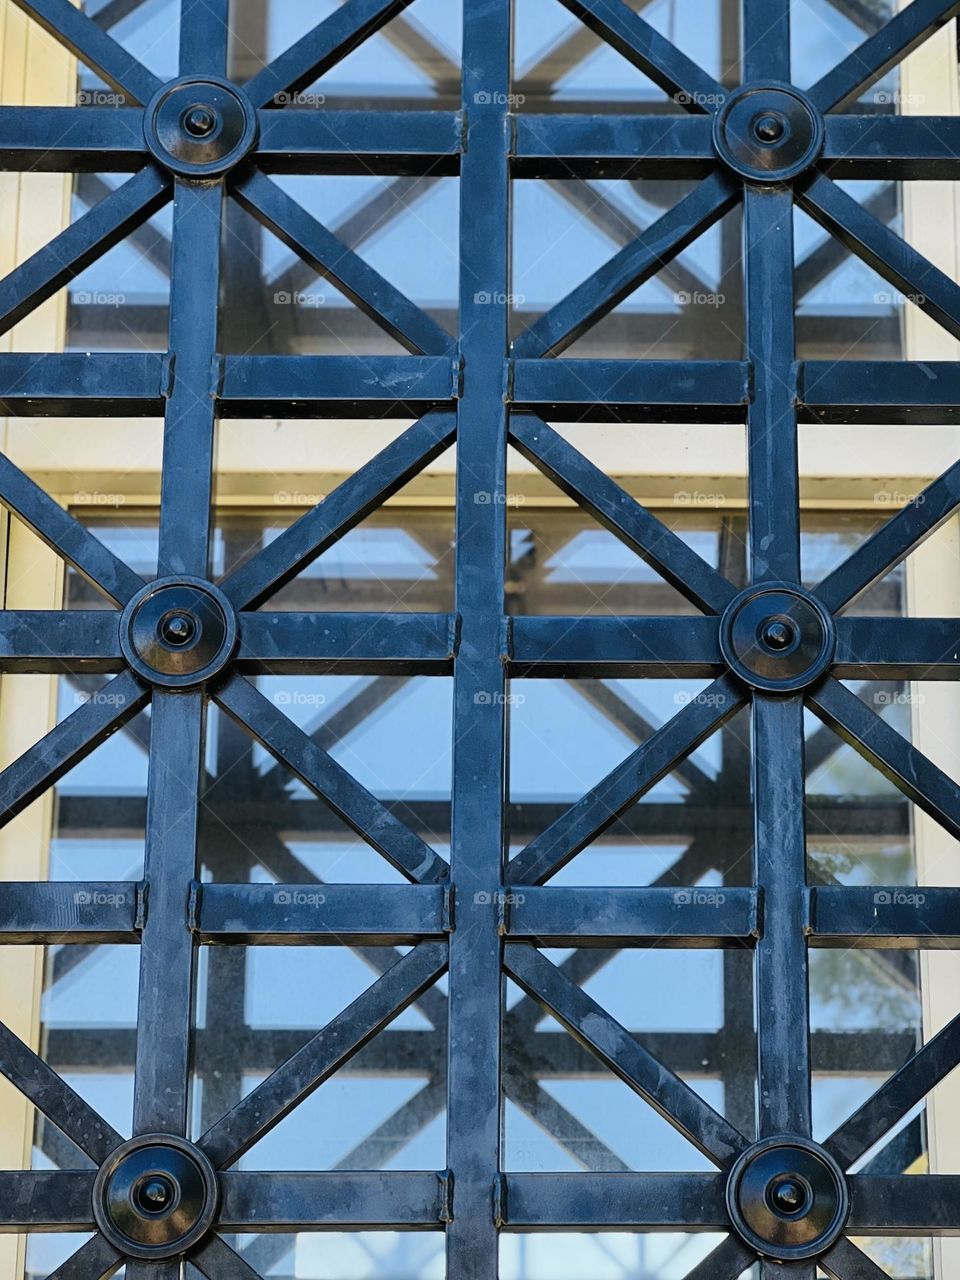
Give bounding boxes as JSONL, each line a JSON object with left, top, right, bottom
{"left": 0, "top": 1020, "right": 122, "bottom": 1165}
{"left": 0, "top": 669, "right": 148, "bottom": 828}
{"left": 820, "top": 1235, "right": 899, "bottom": 1279}
{"left": 0, "top": 456, "right": 144, "bottom": 605}
{"left": 825, "top": 1007, "right": 960, "bottom": 1170}
{"left": 679, "top": 1235, "right": 761, "bottom": 1280}
{"left": 504, "top": 944, "right": 747, "bottom": 1166}
{"left": 9, "top": 0, "right": 163, "bottom": 103}
{"left": 190, "top": 1234, "right": 265, "bottom": 1280}
{"left": 243, "top": 0, "right": 417, "bottom": 109}
{"left": 553, "top": 0, "right": 727, "bottom": 108}
{"left": 47, "top": 1234, "right": 123, "bottom": 1280}
{"left": 508, "top": 675, "right": 744, "bottom": 885}
{"left": 198, "top": 940, "right": 447, "bottom": 1168}
{"left": 809, "top": 676, "right": 960, "bottom": 844}
{"left": 0, "top": 165, "right": 169, "bottom": 337}
{"left": 510, "top": 416, "right": 738, "bottom": 613}
{"left": 215, "top": 672, "right": 448, "bottom": 884}
{"left": 232, "top": 169, "right": 452, "bottom": 355}
{"left": 219, "top": 409, "right": 455, "bottom": 609}
{"left": 513, "top": 172, "right": 741, "bottom": 357}
{"left": 798, "top": 173, "right": 960, "bottom": 342}
{"left": 90, "top": 0, "right": 149, "bottom": 30}
{"left": 808, "top": 0, "right": 960, "bottom": 112}
{"left": 815, "top": 459, "right": 960, "bottom": 613}
{"left": 796, "top": 184, "right": 898, "bottom": 300}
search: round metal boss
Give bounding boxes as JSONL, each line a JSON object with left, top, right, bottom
{"left": 120, "top": 576, "right": 238, "bottom": 688}
{"left": 93, "top": 1135, "right": 219, "bottom": 1260}
{"left": 726, "top": 1136, "right": 848, "bottom": 1261}
{"left": 144, "top": 76, "right": 258, "bottom": 177}
{"left": 713, "top": 83, "right": 824, "bottom": 182}
{"left": 720, "top": 582, "right": 834, "bottom": 693}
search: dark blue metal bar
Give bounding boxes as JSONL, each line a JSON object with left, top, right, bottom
{"left": 196, "top": 883, "right": 448, "bottom": 945}
{"left": 243, "top": 0, "right": 416, "bottom": 109}
{"left": 256, "top": 109, "right": 463, "bottom": 175}
{"left": 214, "top": 673, "right": 448, "bottom": 884}
{"left": 233, "top": 169, "right": 454, "bottom": 356}
{"left": 847, "top": 1174, "right": 960, "bottom": 1232}
{"left": 219, "top": 410, "right": 455, "bottom": 609}
{"left": 190, "top": 1236, "right": 264, "bottom": 1280}
{"left": 0, "top": 352, "right": 166, "bottom": 416}
{"left": 507, "top": 886, "right": 761, "bottom": 948}
{"left": 0, "top": 609, "right": 121, "bottom": 674}
{"left": 237, "top": 610, "right": 458, "bottom": 674}
{"left": 0, "top": 1171, "right": 99, "bottom": 1230}
{"left": 743, "top": 0, "right": 791, "bottom": 81}
{"left": 199, "top": 941, "right": 447, "bottom": 1168}
{"left": 553, "top": 0, "right": 727, "bottom": 109}
{"left": 501, "top": 1172, "right": 728, "bottom": 1230}
{"left": 810, "top": 886, "right": 960, "bottom": 948}
{"left": 0, "top": 166, "right": 169, "bottom": 337}
{"left": 510, "top": 358, "right": 750, "bottom": 422}
{"left": 510, "top": 416, "right": 738, "bottom": 614}
{"left": 178, "top": 0, "right": 229, "bottom": 75}
{"left": 9, "top": 0, "right": 163, "bottom": 103}
{"left": 808, "top": 0, "right": 960, "bottom": 112}
{"left": 508, "top": 614, "right": 722, "bottom": 678}
{"left": 834, "top": 616, "right": 960, "bottom": 678}
{"left": 504, "top": 945, "right": 747, "bottom": 1166}
{"left": 218, "top": 1170, "right": 447, "bottom": 1229}
{"left": 823, "top": 115, "right": 960, "bottom": 179}
{"left": 0, "top": 106, "right": 146, "bottom": 171}
{"left": 512, "top": 172, "right": 740, "bottom": 357}
{"left": 512, "top": 113, "right": 715, "bottom": 179}
{"left": 798, "top": 173, "right": 960, "bottom": 342}
{"left": 219, "top": 354, "right": 458, "bottom": 417}
{"left": 0, "top": 881, "right": 139, "bottom": 942}
{"left": 507, "top": 675, "right": 745, "bottom": 886}
{"left": 800, "top": 359, "right": 960, "bottom": 424}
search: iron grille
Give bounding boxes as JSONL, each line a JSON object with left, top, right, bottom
{"left": 1, "top": 1, "right": 960, "bottom": 1278}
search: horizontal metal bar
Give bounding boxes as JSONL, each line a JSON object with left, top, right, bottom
{"left": 822, "top": 115, "right": 960, "bottom": 179}
{"left": 0, "top": 352, "right": 167, "bottom": 416}
{"left": 800, "top": 360, "right": 960, "bottom": 425}
{"left": 219, "top": 1170, "right": 446, "bottom": 1229}
{"left": 0, "top": 881, "right": 139, "bottom": 942}
{"left": 0, "top": 106, "right": 146, "bottom": 171}
{"left": 501, "top": 1172, "right": 727, "bottom": 1230}
{"left": 512, "top": 113, "right": 716, "bottom": 179}
{"left": 834, "top": 617, "right": 960, "bottom": 679}
{"left": 810, "top": 885, "right": 960, "bottom": 948}
{"left": 848, "top": 1174, "right": 960, "bottom": 1233}
{"left": 0, "top": 609, "right": 122, "bottom": 673}
{"left": 511, "top": 359, "right": 749, "bottom": 422}
{"left": 506, "top": 887, "right": 760, "bottom": 947}
{"left": 508, "top": 615, "right": 722, "bottom": 677}
{"left": 0, "top": 1171, "right": 97, "bottom": 1230}
{"left": 237, "top": 611, "right": 458, "bottom": 674}
{"left": 256, "top": 108, "right": 462, "bottom": 175}
{"left": 196, "top": 883, "right": 448, "bottom": 944}
{"left": 219, "top": 355, "right": 459, "bottom": 417}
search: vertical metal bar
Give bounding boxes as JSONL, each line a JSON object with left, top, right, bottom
{"left": 741, "top": 13, "right": 813, "bottom": 1265}
{"left": 446, "top": 2, "right": 511, "bottom": 1275}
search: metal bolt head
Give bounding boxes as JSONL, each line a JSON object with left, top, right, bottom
{"left": 159, "top": 612, "right": 196, "bottom": 647}
{"left": 136, "top": 1175, "right": 174, "bottom": 1213}
{"left": 760, "top": 618, "right": 795, "bottom": 651}
{"left": 754, "top": 112, "right": 786, "bottom": 143}
{"left": 771, "top": 1179, "right": 807, "bottom": 1215}
{"left": 183, "top": 105, "right": 217, "bottom": 137}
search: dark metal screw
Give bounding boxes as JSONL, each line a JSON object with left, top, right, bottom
{"left": 137, "top": 1176, "right": 174, "bottom": 1211}
{"left": 754, "top": 113, "right": 785, "bottom": 143}
{"left": 183, "top": 105, "right": 217, "bottom": 138}
{"left": 761, "top": 618, "right": 794, "bottom": 651}
{"left": 771, "top": 1179, "right": 806, "bottom": 1214}
{"left": 159, "top": 612, "right": 196, "bottom": 647}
